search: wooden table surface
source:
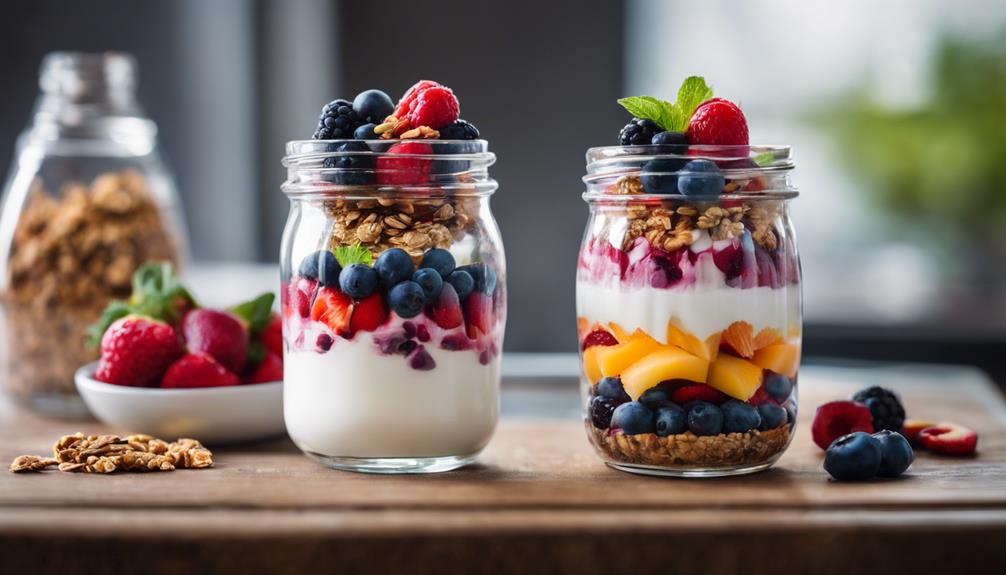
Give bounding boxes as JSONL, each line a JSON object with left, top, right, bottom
{"left": 2, "top": 363, "right": 1005, "bottom": 574}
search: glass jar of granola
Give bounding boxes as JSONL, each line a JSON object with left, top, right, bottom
{"left": 578, "top": 145, "right": 801, "bottom": 477}
{"left": 0, "top": 52, "right": 186, "bottom": 416}
{"left": 280, "top": 139, "right": 504, "bottom": 473}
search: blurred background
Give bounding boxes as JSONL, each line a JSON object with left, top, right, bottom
{"left": 2, "top": 0, "right": 1005, "bottom": 382}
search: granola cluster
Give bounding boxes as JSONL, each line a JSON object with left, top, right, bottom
{"left": 323, "top": 196, "right": 479, "bottom": 261}
{"left": 588, "top": 422, "right": 790, "bottom": 468}
{"left": 10, "top": 433, "right": 213, "bottom": 474}
{"left": 0, "top": 170, "right": 179, "bottom": 401}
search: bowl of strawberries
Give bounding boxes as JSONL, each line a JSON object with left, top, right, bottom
{"left": 75, "top": 262, "right": 285, "bottom": 444}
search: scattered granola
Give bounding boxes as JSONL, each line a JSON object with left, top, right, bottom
{"left": 9, "top": 455, "right": 58, "bottom": 473}
{"left": 10, "top": 433, "right": 213, "bottom": 474}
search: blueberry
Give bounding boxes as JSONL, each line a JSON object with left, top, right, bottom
{"left": 412, "top": 268, "right": 443, "bottom": 300}
{"left": 375, "top": 248, "right": 415, "bottom": 287}
{"left": 420, "top": 248, "right": 456, "bottom": 278}
{"left": 456, "top": 263, "right": 497, "bottom": 294}
{"left": 655, "top": 404, "right": 687, "bottom": 437}
{"left": 872, "top": 430, "right": 913, "bottom": 478}
{"left": 611, "top": 401, "right": 656, "bottom": 435}
{"left": 639, "top": 386, "right": 672, "bottom": 409}
{"left": 432, "top": 140, "right": 479, "bottom": 175}
{"left": 721, "top": 400, "right": 762, "bottom": 433}
{"left": 757, "top": 403, "right": 787, "bottom": 430}
{"left": 388, "top": 280, "right": 426, "bottom": 318}
{"left": 589, "top": 395, "right": 618, "bottom": 429}
{"left": 765, "top": 372, "right": 793, "bottom": 401}
{"left": 445, "top": 270, "right": 474, "bottom": 300}
{"left": 639, "top": 157, "right": 687, "bottom": 194}
{"left": 651, "top": 130, "right": 687, "bottom": 147}
{"left": 321, "top": 141, "right": 375, "bottom": 185}
{"left": 338, "top": 263, "right": 378, "bottom": 299}
{"left": 595, "top": 376, "right": 630, "bottom": 403}
{"left": 351, "top": 89, "right": 394, "bottom": 124}
{"left": 677, "top": 159, "right": 724, "bottom": 197}
{"left": 823, "top": 431, "right": 883, "bottom": 481}
{"left": 354, "top": 123, "right": 378, "bottom": 140}
{"left": 298, "top": 250, "right": 341, "bottom": 287}
{"left": 687, "top": 401, "right": 724, "bottom": 436}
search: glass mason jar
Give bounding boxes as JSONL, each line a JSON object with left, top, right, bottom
{"left": 578, "top": 145, "right": 801, "bottom": 477}
{"left": 0, "top": 52, "right": 187, "bottom": 417}
{"left": 280, "top": 139, "right": 504, "bottom": 473}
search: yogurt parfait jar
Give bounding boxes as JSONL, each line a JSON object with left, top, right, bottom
{"left": 578, "top": 141, "right": 801, "bottom": 477}
{"left": 280, "top": 136, "right": 504, "bottom": 473}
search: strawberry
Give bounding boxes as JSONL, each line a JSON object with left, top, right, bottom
{"left": 811, "top": 401, "right": 874, "bottom": 450}
{"left": 581, "top": 328, "right": 618, "bottom": 350}
{"left": 426, "top": 282, "right": 464, "bottom": 329}
{"left": 686, "top": 97, "right": 749, "bottom": 147}
{"left": 376, "top": 141, "right": 433, "bottom": 186}
{"left": 162, "top": 353, "right": 240, "bottom": 388}
{"left": 94, "top": 316, "right": 182, "bottom": 386}
{"left": 182, "top": 309, "right": 249, "bottom": 373}
{"left": 311, "top": 287, "right": 353, "bottom": 338}
{"left": 288, "top": 277, "right": 318, "bottom": 318}
{"left": 918, "top": 423, "right": 978, "bottom": 456}
{"left": 669, "top": 383, "right": 729, "bottom": 406}
{"left": 747, "top": 385, "right": 776, "bottom": 406}
{"left": 463, "top": 291, "right": 494, "bottom": 339}
{"left": 261, "top": 314, "right": 283, "bottom": 356}
{"left": 244, "top": 351, "right": 283, "bottom": 384}
{"left": 403, "top": 86, "right": 459, "bottom": 130}
{"left": 902, "top": 419, "right": 937, "bottom": 444}
{"left": 394, "top": 80, "right": 441, "bottom": 119}
{"left": 350, "top": 292, "right": 387, "bottom": 333}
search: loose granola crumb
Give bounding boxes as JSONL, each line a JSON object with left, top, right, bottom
{"left": 9, "top": 455, "right": 58, "bottom": 473}
{"left": 10, "top": 433, "right": 213, "bottom": 474}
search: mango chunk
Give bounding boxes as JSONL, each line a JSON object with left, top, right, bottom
{"left": 721, "top": 321, "right": 755, "bottom": 359}
{"left": 620, "top": 347, "right": 710, "bottom": 400}
{"left": 666, "top": 319, "right": 720, "bottom": 362}
{"left": 596, "top": 333, "right": 663, "bottom": 378}
{"left": 707, "top": 355, "right": 764, "bottom": 401}
{"left": 608, "top": 322, "right": 632, "bottom": 343}
{"left": 752, "top": 343, "right": 800, "bottom": 378}
{"left": 753, "top": 327, "right": 785, "bottom": 350}
{"left": 582, "top": 346, "right": 604, "bottom": 384}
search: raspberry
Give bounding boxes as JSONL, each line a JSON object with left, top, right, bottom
{"left": 394, "top": 80, "right": 441, "bottom": 119}
{"left": 376, "top": 141, "right": 433, "bottom": 185}
{"left": 811, "top": 400, "right": 874, "bottom": 450}
{"left": 405, "top": 86, "right": 460, "bottom": 130}
{"left": 313, "top": 99, "right": 362, "bottom": 140}
{"left": 581, "top": 328, "right": 618, "bottom": 350}
{"left": 685, "top": 97, "right": 749, "bottom": 146}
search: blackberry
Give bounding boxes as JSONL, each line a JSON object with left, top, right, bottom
{"left": 618, "top": 118, "right": 664, "bottom": 146}
{"left": 589, "top": 395, "right": 617, "bottom": 429}
{"left": 313, "top": 98, "right": 362, "bottom": 140}
{"left": 439, "top": 119, "right": 480, "bottom": 140}
{"left": 852, "top": 386, "right": 906, "bottom": 431}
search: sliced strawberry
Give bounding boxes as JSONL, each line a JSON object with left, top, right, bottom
{"left": 581, "top": 328, "right": 618, "bottom": 351}
{"left": 463, "top": 291, "right": 494, "bottom": 339}
{"left": 350, "top": 292, "right": 387, "bottom": 333}
{"left": 311, "top": 287, "right": 353, "bottom": 338}
{"left": 902, "top": 419, "right": 938, "bottom": 444}
{"left": 670, "top": 383, "right": 729, "bottom": 406}
{"left": 245, "top": 351, "right": 283, "bottom": 385}
{"left": 918, "top": 423, "right": 978, "bottom": 456}
{"left": 747, "top": 385, "right": 776, "bottom": 406}
{"left": 162, "top": 353, "right": 240, "bottom": 388}
{"left": 261, "top": 314, "right": 283, "bottom": 356}
{"left": 426, "top": 282, "right": 463, "bottom": 329}
{"left": 288, "top": 277, "right": 318, "bottom": 318}
{"left": 811, "top": 401, "right": 874, "bottom": 450}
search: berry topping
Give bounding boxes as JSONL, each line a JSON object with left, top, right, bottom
{"left": 426, "top": 282, "right": 463, "bottom": 329}
{"left": 462, "top": 291, "right": 494, "bottom": 338}
{"left": 677, "top": 159, "right": 724, "bottom": 197}
{"left": 812, "top": 400, "right": 875, "bottom": 450}
{"left": 354, "top": 123, "right": 378, "bottom": 140}
{"left": 440, "top": 333, "right": 474, "bottom": 351}
{"left": 94, "top": 317, "right": 182, "bottom": 387}
{"left": 852, "top": 386, "right": 906, "bottom": 432}
{"left": 589, "top": 395, "right": 618, "bottom": 429}
{"left": 412, "top": 268, "right": 444, "bottom": 300}
{"left": 687, "top": 401, "right": 724, "bottom": 436}
{"left": 245, "top": 351, "right": 283, "bottom": 385}
{"left": 298, "top": 250, "right": 341, "bottom": 287}
{"left": 595, "top": 376, "right": 630, "bottom": 403}
{"left": 339, "top": 263, "right": 379, "bottom": 300}
{"left": 823, "top": 431, "right": 882, "bottom": 482}
{"left": 415, "top": 324, "right": 431, "bottom": 342}
{"left": 352, "top": 89, "right": 395, "bottom": 124}
{"left": 721, "top": 399, "right": 762, "bottom": 433}
{"left": 456, "top": 262, "right": 498, "bottom": 295}
{"left": 322, "top": 141, "right": 375, "bottom": 186}
{"left": 162, "top": 353, "right": 240, "bottom": 389}
{"left": 420, "top": 248, "right": 456, "bottom": 278}
{"left": 445, "top": 269, "right": 475, "bottom": 300}
{"left": 403, "top": 86, "right": 459, "bottom": 130}
{"left": 901, "top": 419, "right": 937, "bottom": 444}
{"left": 581, "top": 328, "right": 618, "bottom": 351}
{"left": 376, "top": 141, "right": 433, "bottom": 186}
{"left": 182, "top": 309, "right": 249, "bottom": 373}
{"left": 872, "top": 430, "right": 913, "bottom": 478}
{"left": 917, "top": 423, "right": 978, "bottom": 456}
{"left": 316, "top": 333, "right": 333, "bottom": 352}
{"left": 394, "top": 80, "right": 441, "bottom": 119}
{"left": 712, "top": 240, "right": 743, "bottom": 280}
{"left": 388, "top": 281, "right": 426, "bottom": 319}
{"left": 374, "top": 248, "right": 415, "bottom": 287}
{"left": 651, "top": 130, "right": 687, "bottom": 147}
{"left": 289, "top": 277, "right": 318, "bottom": 318}
{"left": 685, "top": 97, "right": 749, "bottom": 146}
{"left": 757, "top": 403, "right": 787, "bottom": 431}
{"left": 670, "top": 383, "right": 729, "bottom": 406}
{"left": 764, "top": 372, "right": 793, "bottom": 401}
{"left": 655, "top": 404, "right": 687, "bottom": 437}
{"left": 408, "top": 345, "right": 436, "bottom": 371}
{"left": 639, "top": 157, "right": 687, "bottom": 194}
{"left": 313, "top": 98, "right": 362, "bottom": 140}
{"left": 438, "top": 119, "right": 480, "bottom": 140}
{"left": 618, "top": 118, "right": 664, "bottom": 146}
{"left": 349, "top": 292, "right": 387, "bottom": 333}
{"left": 611, "top": 401, "right": 656, "bottom": 435}
{"left": 310, "top": 287, "right": 354, "bottom": 338}
{"left": 261, "top": 314, "right": 283, "bottom": 357}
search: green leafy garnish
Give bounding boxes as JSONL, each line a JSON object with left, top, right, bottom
{"left": 618, "top": 76, "right": 714, "bottom": 132}
{"left": 333, "top": 244, "right": 373, "bottom": 267}
{"left": 230, "top": 292, "right": 276, "bottom": 335}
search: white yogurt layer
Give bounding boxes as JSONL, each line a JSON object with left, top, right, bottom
{"left": 284, "top": 337, "right": 499, "bottom": 458}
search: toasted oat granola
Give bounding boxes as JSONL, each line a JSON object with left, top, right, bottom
{"left": 10, "top": 433, "right": 213, "bottom": 474}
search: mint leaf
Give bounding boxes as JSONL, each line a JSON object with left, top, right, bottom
{"left": 246, "top": 340, "right": 267, "bottom": 367}
{"left": 618, "top": 76, "right": 715, "bottom": 133}
{"left": 753, "top": 151, "right": 777, "bottom": 166}
{"left": 333, "top": 244, "right": 373, "bottom": 267}
{"left": 85, "top": 300, "right": 132, "bottom": 349}
{"left": 230, "top": 292, "right": 276, "bottom": 334}
{"left": 617, "top": 96, "right": 676, "bottom": 131}
{"left": 674, "top": 76, "right": 714, "bottom": 129}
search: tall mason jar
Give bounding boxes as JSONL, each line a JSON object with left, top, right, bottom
{"left": 280, "top": 139, "right": 504, "bottom": 473}
{"left": 0, "top": 52, "right": 187, "bottom": 417}
{"left": 578, "top": 145, "right": 801, "bottom": 477}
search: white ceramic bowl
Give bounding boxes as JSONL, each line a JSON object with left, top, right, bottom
{"left": 75, "top": 362, "right": 285, "bottom": 445}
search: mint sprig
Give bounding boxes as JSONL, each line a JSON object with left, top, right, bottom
{"left": 333, "top": 244, "right": 373, "bottom": 267}
{"left": 230, "top": 292, "right": 275, "bottom": 335}
{"left": 618, "top": 76, "right": 714, "bottom": 132}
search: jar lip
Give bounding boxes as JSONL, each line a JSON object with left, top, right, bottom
{"left": 283, "top": 138, "right": 494, "bottom": 163}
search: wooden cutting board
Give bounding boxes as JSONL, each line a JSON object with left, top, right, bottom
{"left": 1, "top": 363, "right": 1004, "bottom": 574}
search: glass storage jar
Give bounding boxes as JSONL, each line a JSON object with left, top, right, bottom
{"left": 0, "top": 52, "right": 187, "bottom": 417}
{"left": 280, "top": 139, "right": 504, "bottom": 473}
{"left": 577, "top": 145, "right": 801, "bottom": 477}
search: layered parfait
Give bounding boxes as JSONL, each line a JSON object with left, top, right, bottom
{"left": 281, "top": 81, "right": 504, "bottom": 473}
{"left": 578, "top": 77, "right": 801, "bottom": 476}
